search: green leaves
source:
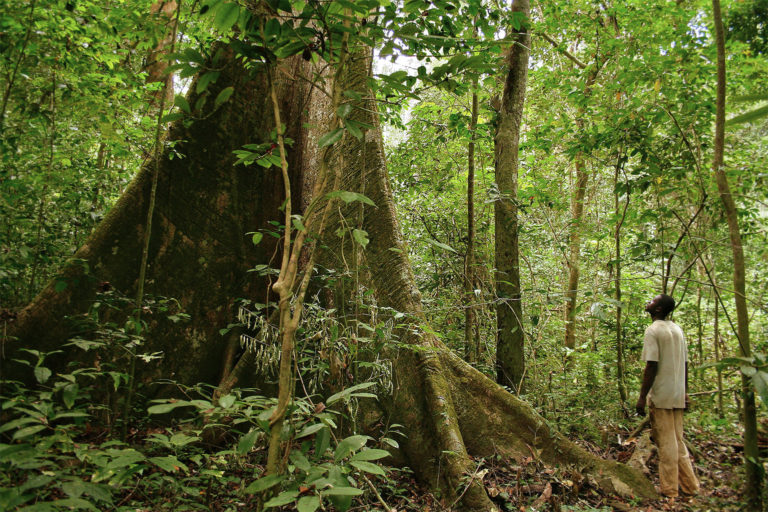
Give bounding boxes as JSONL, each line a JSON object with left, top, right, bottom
{"left": 34, "top": 366, "right": 52, "bottom": 384}
{"left": 337, "top": 103, "right": 353, "bottom": 119}
{"left": 214, "top": 86, "right": 235, "bottom": 108}
{"left": 174, "top": 95, "right": 191, "bottom": 114}
{"left": 149, "top": 455, "right": 188, "bottom": 473}
{"left": 196, "top": 71, "right": 221, "bottom": 94}
{"left": 426, "top": 238, "right": 457, "bottom": 253}
{"left": 237, "top": 429, "right": 259, "bottom": 455}
{"left": 325, "top": 190, "right": 376, "bottom": 207}
{"left": 334, "top": 435, "right": 369, "bottom": 461}
{"left": 296, "top": 422, "right": 326, "bottom": 439}
{"left": 264, "top": 490, "right": 299, "bottom": 507}
{"left": 327, "top": 382, "right": 377, "bottom": 405}
{"left": 219, "top": 394, "right": 236, "bottom": 409}
{"left": 352, "top": 229, "right": 369, "bottom": 248}
{"left": 297, "top": 495, "right": 321, "bottom": 512}
{"left": 318, "top": 128, "right": 344, "bottom": 148}
{"left": 243, "top": 474, "right": 285, "bottom": 493}
{"left": 350, "top": 448, "right": 390, "bottom": 462}
{"left": 214, "top": 2, "right": 240, "bottom": 32}
{"left": 349, "top": 460, "right": 386, "bottom": 475}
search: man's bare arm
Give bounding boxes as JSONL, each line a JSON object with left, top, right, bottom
{"left": 636, "top": 361, "right": 658, "bottom": 416}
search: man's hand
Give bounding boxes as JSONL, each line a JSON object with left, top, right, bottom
{"left": 636, "top": 397, "right": 646, "bottom": 416}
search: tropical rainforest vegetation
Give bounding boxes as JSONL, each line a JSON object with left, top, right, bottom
{"left": 1, "top": 0, "right": 767, "bottom": 510}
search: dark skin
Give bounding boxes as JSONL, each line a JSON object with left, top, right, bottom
{"left": 635, "top": 295, "right": 690, "bottom": 416}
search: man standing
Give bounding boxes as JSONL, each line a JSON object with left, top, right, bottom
{"left": 635, "top": 294, "right": 700, "bottom": 499}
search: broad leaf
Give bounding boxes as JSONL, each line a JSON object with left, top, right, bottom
{"left": 264, "top": 490, "right": 299, "bottom": 507}
{"left": 297, "top": 495, "right": 321, "bottom": 512}
{"left": 214, "top": 2, "right": 240, "bottom": 32}
{"left": 350, "top": 448, "right": 390, "bottom": 462}
{"left": 334, "top": 435, "right": 368, "bottom": 461}
{"left": 214, "top": 86, "right": 235, "bottom": 108}
{"left": 237, "top": 429, "right": 259, "bottom": 455}
{"left": 318, "top": 128, "right": 343, "bottom": 148}
{"left": 150, "top": 455, "right": 188, "bottom": 473}
{"left": 243, "top": 474, "right": 284, "bottom": 493}
{"left": 350, "top": 460, "right": 386, "bottom": 475}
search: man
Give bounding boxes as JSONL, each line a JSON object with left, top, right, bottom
{"left": 635, "top": 294, "right": 699, "bottom": 499}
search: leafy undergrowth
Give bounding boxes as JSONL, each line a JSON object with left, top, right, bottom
{"left": 0, "top": 349, "right": 756, "bottom": 511}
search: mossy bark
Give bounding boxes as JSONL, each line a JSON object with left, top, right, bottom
{"left": 6, "top": 48, "right": 317, "bottom": 389}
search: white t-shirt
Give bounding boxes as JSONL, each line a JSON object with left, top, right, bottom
{"left": 641, "top": 319, "right": 688, "bottom": 409}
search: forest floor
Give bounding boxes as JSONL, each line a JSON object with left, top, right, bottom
{"left": 372, "top": 422, "right": 750, "bottom": 512}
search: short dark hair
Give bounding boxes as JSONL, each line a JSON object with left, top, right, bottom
{"left": 658, "top": 294, "right": 676, "bottom": 318}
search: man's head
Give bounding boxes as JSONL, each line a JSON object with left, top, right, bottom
{"left": 645, "top": 294, "right": 676, "bottom": 319}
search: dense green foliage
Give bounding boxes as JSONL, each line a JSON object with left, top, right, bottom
{"left": 2, "top": 0, "right": 768, "bottom": 509}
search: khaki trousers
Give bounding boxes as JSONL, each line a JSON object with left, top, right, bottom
{"left": 650, "top": 404, "right": 700, "bottom": 497}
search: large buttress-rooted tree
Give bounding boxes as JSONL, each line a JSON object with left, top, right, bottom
{"left": 494, "top": 0, "right": 528, "bottom": 392}
{"left": 8, "top": 43, "right": 656, "bottom": 512}
{"left": 5, "top": 48, "right": 322, "bottom": 389}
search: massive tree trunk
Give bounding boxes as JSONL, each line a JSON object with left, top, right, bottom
{"left": 5, "top": 48, "right": 320, "bottom": 389}
{"left": 494, "top": 0, "right": 529, "bottom": 392}
{"left": 7, "top": 42, "right": 656, "bottom": 510}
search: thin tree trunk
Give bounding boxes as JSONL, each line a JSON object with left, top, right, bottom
{"left": 613, "top": 155, "right": 628, "bottom": 402}
{"left": 27, "top": 69, "right": 56, "bottom": 302}
{"left": 563, "top": 48, "right": 605, "bottom": 350}
{"left": 122, "top": 0, "right": 182, "bottom": 440}
{"left": 465, "top": 89, "right": 479, "bottom": 362}
{"left": 714, "top": 289, "right": 724, "bottom": 418}
{"left": 564, "top": 147, "right": 588, "bottom": 349}
{"left": 494, "top": 0, "right": 529, "bottom": 392}
{"left": 711, "top": 0, "right": 763, "bottom": 506}
{"left": 696, "top": 275, "right": 704, "bottom": 372}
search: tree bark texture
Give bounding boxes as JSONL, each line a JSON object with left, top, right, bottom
{"left": 6, "top": 48, "right": 320, "bottom": 389}
{"left": 145, "top": 0, "right": 179, "bottom": 105}
{"left": 494, "top": 0, "right": 529, "bottom": 392}
{"left": 711, "top": 0, "right": 763, "bottom": 507}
